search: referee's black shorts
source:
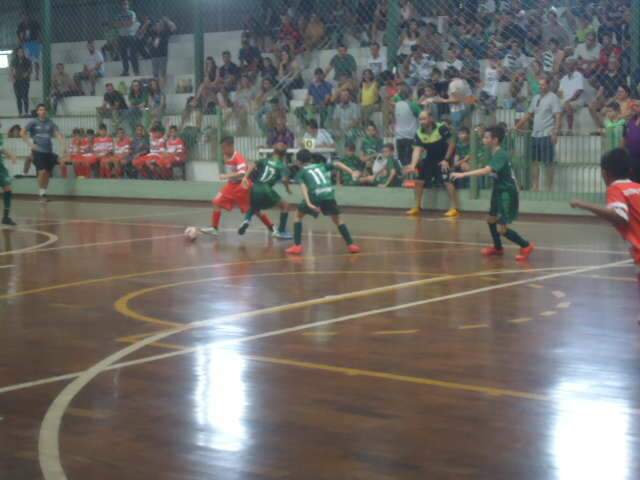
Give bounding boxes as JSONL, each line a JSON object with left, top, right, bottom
{"left": 32, "top": 151, "right": 58, "bottom": 174}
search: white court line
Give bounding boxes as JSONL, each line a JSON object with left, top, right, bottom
{"left": 0, "top": 264, "right": 14, "bottom": 269}
{"left": 17, "top": 208, "right": 200, "bottom": 227}
{"left": 0, "top": 228, "right": 59, "bottom": 256}
{"left": 37, "top": 257, "right": 632, "bottom": 480}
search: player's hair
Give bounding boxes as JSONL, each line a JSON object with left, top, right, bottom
{"left": 314, "top": 67, "right": 324, "bottom": 75}
{"left": 311, "top": 153, "right": 326, "bottom": 164}
{"left": 117, "top": 127, "right": 125, "bottom": 132}
{"left": 72, "top": 128, "right": 80, "bottom": 135}
{"left": 98, "top": 123, "right": 107, "bottom": 130}
{"left": 383, "top": 143, "right": 395, "bottom": 151}
{"left": 345, "top": 142, "right": 356, "bottom": 151}
{"left": 458, "top": 126, "right": 470, "bottom": 135}
{"left": 220, "top": 136, "right": 234, "bottom": 146}
{"left": 601, "top": 148, "right": 631, "bottom": 179}
{"left": 296, "top": 149, "right": 313, "bottom": 164}
{"left": 619, "top": 84, "right": 631, "bottom": 96}
{"left": 485, "top": 125, "right": 506, "bottom": 144}
{"left": 169, "top": 125, "right": 178, "bottom": 131}
{"left": 150, "top": 123, "right": 164, "bottom": 133}
{"left": 307, "top": 119, "right": 319, "bottom": 130}
{"left": 86, "top": 129, "right": 95, "bottom": 135}
{"left": 35, "top": 103, "right": 47, "bottom": 111}
{"left": 365, "top": 121, "right": 377, "bottom": 130}
{"left": 607, "top": 101, "right": 621, "bottom": 112}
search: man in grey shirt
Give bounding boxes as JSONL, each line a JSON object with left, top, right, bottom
{"left": 332, "top": 90, "right": 361, "bottom": 145}
{"left": 21, "top": 104, "right": 66, "bottom": 202}
{"left": 515, "top": 76, "right": 561, "bottom": 192}
{"left": 115, "top": 0, "right": 139, "bottom": 76}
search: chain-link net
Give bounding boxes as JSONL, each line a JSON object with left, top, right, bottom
{"left": 0, "top": 0, "right": 638, "bottom": 194}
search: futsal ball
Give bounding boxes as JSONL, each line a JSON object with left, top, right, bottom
{"left": 184, "top": 227, "right": 199, "bottom": 241}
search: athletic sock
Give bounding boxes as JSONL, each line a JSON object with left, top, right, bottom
{"left": 293, "top": 222, "right": 303, "bottom": 245}
{"left": 504, "top": 229, "right": 530, "bottom": 248}
{"left": 488, "top": 223, "right": 503, "bottom": 250}
{"left": 212, "top": 210, "right": 221, "bottom": 230}
{"left": 338, "top": 224, "right": 353, "bottom": 245}
{"left": 3, "top": 190, "right": 11, "bottom": 218}
{"left": 39, "top": 188, "right": 46, "bottom": 197}
{"left": 257, "top": 212, "right": 274, "bottom": 231}
{"left": 278, "top": 212, "right": 289, "bottom": 233}
{"left": 244, "top": 209, "right": 255, "bottom": 222}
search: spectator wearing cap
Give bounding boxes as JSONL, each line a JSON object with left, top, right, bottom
{"left": 558, "top": 58, "right": 586, "bottom": 134}
{"left": 589, "top": 56, "right": 628, "bottom": 129}
{"left": 325, "top": 45, "right": 357, "bottom": 82}
{"left": 574, "top": 31, "right": 601, "bottom": 78}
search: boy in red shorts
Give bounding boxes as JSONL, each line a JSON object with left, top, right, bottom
{"left": 111, "top": 127, "right": 132, "bottom": 178}
{"left": 158, "top": 125, "right": 186, "bottom": 179}
{"left": 133, "top": 124, "right": 165, "bottom": 177}
{"left": 93, "top": 124, "right": 114, "bottom": 178}
{"left": 201, "top": 136, "right": 273, "bottom": 236}
{"left": 74, "top": 128, "right": 98, "bottom": 178}
{"left": 571, "top": 148, "right": 640, "bottom": 280}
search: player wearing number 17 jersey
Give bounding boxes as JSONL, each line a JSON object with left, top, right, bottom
{"left": 201, "top": 136, "right": 274, "bottom": 236}
{"left": 286, "top": 149, "right": 361, "bottom": 255}
{"left": 238, "top": 142, "right": 292, "bottom": 239}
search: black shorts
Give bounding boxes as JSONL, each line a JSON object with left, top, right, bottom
{"left": 298, "top": 199, "right": 340, "bottom": 218}
{"left": 531, "top": 136, "right": 554, "bottom": 164}
{"left": 33, "top": 151, "right": 59, "bottom": 173}
{"left": 418, "top": 159, "right": 444, "bottom": 188}
{"left": 396, "top": 139, "right": 414, "bottom": 166}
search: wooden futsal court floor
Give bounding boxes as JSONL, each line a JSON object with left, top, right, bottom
{"left": 1, "top": 198, "right": 639, "bottom": 480}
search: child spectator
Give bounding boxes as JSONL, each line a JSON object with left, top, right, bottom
{"left": 159, "top": 125, "right": 186, "bottom": 179}
{"left": 128, "top": 124, "right": 149, "bottom": 178}
{"left": 442, "top": 126, "right": 472, "bottom": 218}
{"left": 111, "top": 127, "right": 132, "bottom": 178}
{"left": 604, "top": 101, "right": 626, "bottom": 149}
{"left": 338, "top": 143, "right": 364, "bottom": 186}
{"left": 133, "top": 124, "right": 164, "bottom": 178}
{"left": 360, "top": 143, "right": 402, "bottom": 188}
{"left": 93, "top": 124, "right": 115, "bottom": 178}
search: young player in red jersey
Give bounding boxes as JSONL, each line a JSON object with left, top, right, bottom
{"left": 111, "top": 127, "right": 132, "bottom": 178}
{"left": 93, "top": 124, "right": 114, "bottom": 178}
{"left": 158, "top": 125, "right": 186, "bottom": 179}
{"left": 73, "top": 128, "right": 98, "bottom": 178}
{"left": 133, "top": 124, "right": 165, "bottom": 177}
{"left": 201, "top": 136, "right": 273, "bottom": 236}
{"left": 571, "top": 148, "right": 640, "bottom": 280}
{"left": 67, "top": 128, "right": 83, "bottom": 178}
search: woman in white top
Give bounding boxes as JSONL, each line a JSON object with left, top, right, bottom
{"left": 232, "top": 75, "right": 256, "bottom": 134}
{"left": 398, "top": 19, "right": 421, "bottom": 56}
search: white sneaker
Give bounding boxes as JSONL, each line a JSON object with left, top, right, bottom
{"left": 272, "top": 230, "right": 293, "bottom": 240}
{"left": 200, "top": 227, "right": 218, "bottom": 236}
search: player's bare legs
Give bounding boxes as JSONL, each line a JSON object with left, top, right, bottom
{"left": 286, "top": 211, "right": 306, "bottom": 255}
{"left": 331, "top": 214, "right": 360, "bottom": 253}
{"left": 407, "top": 179, "right": 424, "bottom": 216}
{"left": 2, "top": 185, "right": 15, "bottom": 226}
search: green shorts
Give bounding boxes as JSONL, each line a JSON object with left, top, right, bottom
{"left": 0, "top": 166, "right": 11, "bottom": 188}
{"left": 490, "top": 188, "right": 519, "bottom": 225}
{"left": 298, "top": 199, "right": 340, "bottom": 218}
{"left": 251, "top": 184, "right": 281, "bottom": 211}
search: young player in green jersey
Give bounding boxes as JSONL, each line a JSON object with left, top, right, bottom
{"left": 0, "top": 128, "right": 18, "bottom": 226}
{"left": 451, "top": 125, "right": 535, "bottom": 261}
{"left": 359, "top": 143, "right": 403, "bottom": 187}
{"left": 238, "top": 142, "right": 292, "bottom": 239}
{"left": 338, "top": 143, "right": 364, "bottom": 186}
{"left": 286, "top": 149, "right": 361, "bottom": 255}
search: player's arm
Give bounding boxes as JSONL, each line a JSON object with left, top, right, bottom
{"left": 450, "top": 165, "right": 492, "bottom": 181}
{"left": 333, "top": 161, "right": 359, "bottom": 179}
{"left": 20, "top": 128, "right": 36, "bottom": 151}
{"left": 515, "top": 112, "right": 533, "bottom": 131}
{"left": 442, "top": 138, "right": 456, "bottom": 168}
{"left": 380, "top": 169, "right": 396, "bottom": 188}
{"left": 404, "top": 145, "right": 423, "bottom": 174}
{"left": 0, "top": 148, "right": 17, "bottom": 164}
{"left": 300, "top": 183, "right": 319, "bottom": 213}
{"left": 56, "top": 130, "right": 67, "bottom": 156}
{"left": 569, "top": 199, "right": 628, "bottom": 228}
{"left": 283, "top": 177, "right": 292, "bottom": 195}
{"left": 240, "top": 162, "right": 257, "bottom": 187}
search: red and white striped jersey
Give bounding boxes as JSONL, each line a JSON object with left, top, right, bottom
{"left": 80, "top": 137, "right": 93, "bottom": 154}
{"left": 93, "top": 136, "right": 113, "bottom": 156}
{"left": 225, "top": 151, "right": 247, "bottom": 184}
{"left": 607, "top": 179, "right": 640, "bottom": 264}
{"left": 149, "top": 135, "right": 166, "bottom": 154}
{"left": 114, "top": 137, "right": 132, "bottom": 155}
{"left": 68, "top": 138, "right": 82, "bottom": 155}
{"left": 166, "top": 137, "right": 185, "bottom": 156}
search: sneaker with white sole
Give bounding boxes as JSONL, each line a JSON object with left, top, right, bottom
{"left": 200, "top": 227, "right": 218, "bottom": 236}
{"left": 272, "top": 230, "right": 293, "bottom": 240}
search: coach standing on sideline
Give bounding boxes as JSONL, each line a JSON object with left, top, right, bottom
{"left": 515, "top": 75, "right": 561, "bottom": 192}
{"left": 115, "top": 0, "right": 140, "bottom": 77}
{"left": 21, "top": 104, "right": 66, "bottom": 203}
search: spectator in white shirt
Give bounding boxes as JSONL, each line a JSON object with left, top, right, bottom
{"left": 366, "top": 42, "right": 387, "bottom": 77}
{"left": 405, "top": 45, "right": 435, "bottom": 87}
{"left": 574, "top": 31, "right": 601, "bottom": 78}
{"left": 73, "top": 40, "right": 104, "bottom": 96}
{"left": 302, "top": 118, "right": 335, "bottom": 149}
{"left": 502, "top": 41, "right": 528, "bottom": 79}
{"left": 558, "top": 58, "right": 586, "bottom": 133}
{"left": 479, "top": 55, "right": 502, "bottom": 120}
{"left": 442, "top": 47, "right": 463, "bottom": 72}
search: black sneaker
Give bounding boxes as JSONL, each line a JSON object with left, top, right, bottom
{"left": 238, "top": 221, "right": 250, "bottom": 236}
{"left": 1, "top": 217, "right": 16, "bottom": 226}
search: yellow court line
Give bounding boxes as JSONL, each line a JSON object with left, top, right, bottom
{"left": 509, "top": 317, "right": 533, "bottom": 324}
{"left": 116, "top": 339, "right": 186, "bottom": 351}
{"left": 0, "top": 246, "right": 454, "bottom": 301}
{"left": 540, "top": 311, "right": 557, "bottom": 317}
{"left": 243, "top": 355, "right": 549, "bottom": 401}
{"left": 458, "top": 324, "right": 489, "bottom": 330}
{"left": 301, "top": 331, "right": 338, "bottom": 337}
{"left": 556, "top": 302, "right": 571, "bottom": 309}
{"left": 372, "top": 329, "right": 419, "bottom": 335}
